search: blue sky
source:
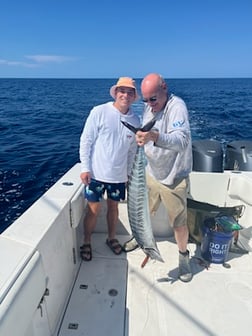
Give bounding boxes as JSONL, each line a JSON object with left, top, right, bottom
{"left": 1, "top": 0, "right": 251, "bottom": 78}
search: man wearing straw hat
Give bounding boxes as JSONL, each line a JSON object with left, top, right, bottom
{"left": 79, "top": 77, "right": 140, "bottom": 261}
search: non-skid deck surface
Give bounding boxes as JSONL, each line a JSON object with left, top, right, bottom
{"left": 58, "top": 234, "right": 128, "bottom": 336}
{"left": 59, "top": 233, "right": 252, "bottom": 336}
{"left": 126, "top": 239, "right": 252, "bottom": 336}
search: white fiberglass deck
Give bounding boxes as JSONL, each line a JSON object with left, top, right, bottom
{"left": 58, "top": 232, "right": 252, "bottom": 336}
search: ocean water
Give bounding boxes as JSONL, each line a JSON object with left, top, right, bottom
{"left": 0, "top": 78, "right": 252, "bottom": 232}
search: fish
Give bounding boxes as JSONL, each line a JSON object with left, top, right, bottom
{"left": 121, "top": 118, "right": 164, "bottom": 267}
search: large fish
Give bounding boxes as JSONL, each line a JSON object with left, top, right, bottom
{"left": 121, "top": 118, "right": 164, "bottom": 267}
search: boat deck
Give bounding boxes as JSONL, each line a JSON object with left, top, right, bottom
{"left": 58, "top": 232, "right": 252, "bottom": 336}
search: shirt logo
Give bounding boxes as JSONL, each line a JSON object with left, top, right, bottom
{"left": 173, "top": 120, "right": 185, "bottom": 128}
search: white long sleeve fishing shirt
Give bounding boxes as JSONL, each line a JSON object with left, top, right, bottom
{"left": 79, "top": 102, "right": 140, "bottom": 183}
{"left": 143, "top": 94, "right": 192, "bottom": 186}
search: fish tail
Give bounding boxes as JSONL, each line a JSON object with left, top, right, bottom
{"left": 121, "top": 117, "right": 156, "bottom": 134}
{"left": 140, "top": 117, "right": 156, "bottom": 132}
{"left": 121, "top": 120, "right": 139, "bottom": 134}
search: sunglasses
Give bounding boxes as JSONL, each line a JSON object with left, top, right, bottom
{"left": 142, "top": 96, "right": 157, "bottom": 103}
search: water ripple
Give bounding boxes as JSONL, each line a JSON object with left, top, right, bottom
{"left": 0, "top": 78, "right": 252, "bottom": 232}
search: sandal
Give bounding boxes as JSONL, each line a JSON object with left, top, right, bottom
{"left": 123, "top": 237, "right": 139, "bottom": 252}
{"left": 80, "top": 243, "right": 92, "bottom": 261}
{"left": 106, "top": 238, "right": 123, "bottom": 255}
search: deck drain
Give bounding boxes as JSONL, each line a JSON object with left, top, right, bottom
{"left": 80, "top": 284, "right": 88, "bottom": 289}
{"left": 108, "top": 289, "right": 118, "bottom": 297}
{"left": 68, "top": 323, "right": 78, "bottom": 330}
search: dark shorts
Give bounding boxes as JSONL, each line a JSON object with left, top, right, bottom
{"left": 84, "top": 178, "right": 126, "bottom": 202}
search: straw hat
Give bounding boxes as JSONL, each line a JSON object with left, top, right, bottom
{"left": 110, "top": 77, "right": 139, "bottom": 101}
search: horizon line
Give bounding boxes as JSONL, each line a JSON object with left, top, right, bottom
{"left": 1, "top": 76, "right": 252, "bottom": 80}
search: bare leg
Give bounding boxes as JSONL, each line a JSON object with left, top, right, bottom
{"left": 174, "top": 224, "right": 189, "bottom": 253}
{"left": 83, "top": 201, "right": 101, "bottom": 243}
{"left": 106, "top": 198, "right": 119, "bottom": 240}
{"left": 105, "top": 198, "right": 122, "bottom": 254}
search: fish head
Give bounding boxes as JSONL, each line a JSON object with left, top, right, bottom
{"left": 143, "top": 247, "right": 164, "bottom": 263}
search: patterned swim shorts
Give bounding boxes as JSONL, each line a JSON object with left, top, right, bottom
{"left": 84, "top": 178, "right": 126, "bottom": 202}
